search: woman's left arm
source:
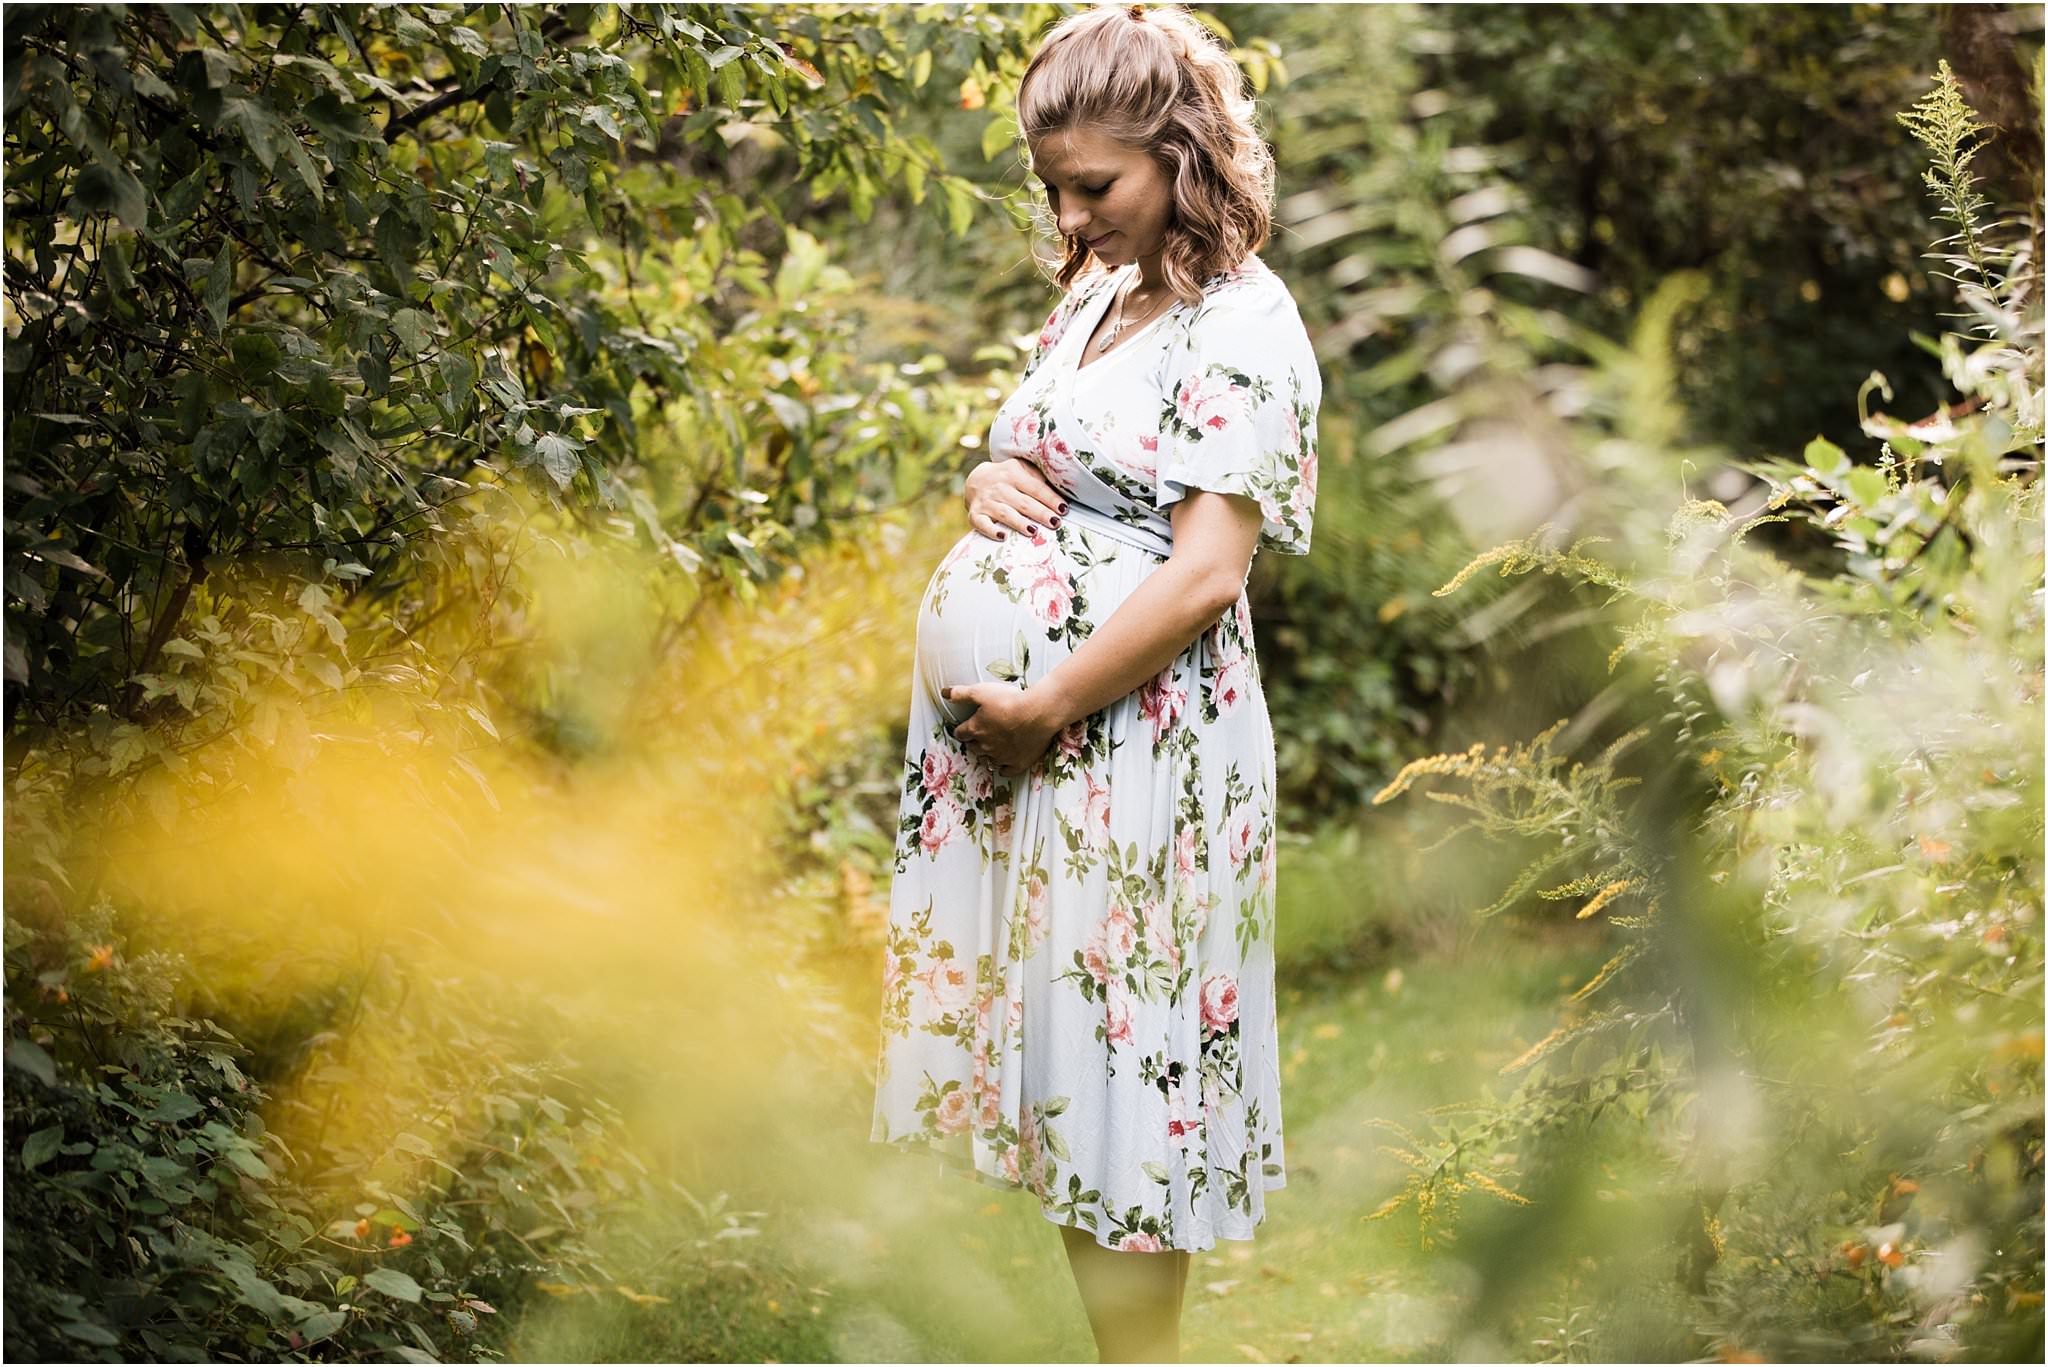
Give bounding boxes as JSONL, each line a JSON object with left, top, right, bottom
{"left": 945, "top": 491, "right": 1261, "bottom": 774}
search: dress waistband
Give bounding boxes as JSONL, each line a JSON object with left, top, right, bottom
{"left": 1059, "top": 498, "right": 1173, "bottom": 560}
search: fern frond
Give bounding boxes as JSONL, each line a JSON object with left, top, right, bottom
{"left": 1568, "top": 942, "right": 1645, "bottom": 1002}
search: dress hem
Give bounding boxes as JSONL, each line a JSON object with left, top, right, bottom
{"left": 870, "top": 1132, "right": 1287, "bottom": 1255}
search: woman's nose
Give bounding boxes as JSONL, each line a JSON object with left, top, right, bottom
{"left": 1057, "top": 206, "right": 1091, "bottom": 238}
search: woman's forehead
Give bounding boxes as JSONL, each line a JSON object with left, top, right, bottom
{"left": 1031, "top": 127, "right": 1143, "bottom": 179}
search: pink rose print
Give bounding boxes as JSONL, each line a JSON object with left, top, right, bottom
{"left": 1103, "top": 903, "right": 1138, "bottom": 966}
{"left": 1134, "top": 432, "right": 1160, "bottom": 477}
{"left": 1036, "top": 431, "right": 1082, "bottom": 485}
{"left": 1258, "top": 832, "right": 1277, "bottom": 890}
{"left": 924, "top": 960, "right": 974, "bottom": 1017}
{"left": 1200, "top": 973, "right": 1239, "bottom": 1033}
{"left": 934, "top": 1086, "right": 972, "bottom": 1135}
{"left": 1055, "top": 719, "right": 1088, "bottom": 762}
{"left": 1167, "top": 1080, "right": 1195, "bottom": 1140}
{"left": 965, "top": 751, "right": 996, "bottom": 801}
{"left": 1175, "top": 825, "right": 1200, "bottom": 882}
{"left": 1009, "top": 409, "right": 1042, "bottom": 454}
{"left": 999, "top": 1144, "right": 1021, "bottom": 1182}
{"left": 1233, "top": 597, "right": 1253, "bottom": 638}
{"left": 1120, "top": 1232, "right": 1163, "bottom": 1252}
{"left": 1103, "top": 981, "right": 1134, "bottom": 1045}
{"left": 922, "top": 744, "right": 957, "bottom": 794}
{"left": 1012, "top": 520, "right": 1057, "bottom": 568}
{"left": 920, "top": 797, "right": 961, "bottom": 855}
{"left": 1290, "top": 475, "right": 1313, "bottom": 526}
{"left": 1083, "top": 770, "right": 1111, "bottom": 850}
{"left": 1028, "top": 569, "right": 1074, "bottom": 628}
{"left": 1144, "top": 908, "right": 1180, "bottom": 971}
{"left": 1213, "top": 648, "right": 1249, "bottom": 714}
{"left": 979, "top": 1077, "right": 1002, "bottom": 1131}
{"left": 1007, "top": 990, "right": 1025, "bottom": 1036}
{"left": 1285, "top": 405, "right": 1301, "bottom": 457}
{"left": 1138, "top": 667, "right": 1187, "bottom": 744}
{"left": 1082, "top": 918, "right": 1113, "bottom": 986}
{"left": 882, "top": 955, "right": 905, "bottom": 1002}
{"left": 1227, "top": 808, "right": 1256, "bottom": 871}
{"left": 1174, "top": 372, "right": 1247, "bottom": 434}
{"left": 1024, "top": 873, "right": 1049, "bottom": 951}
{"left": 1037, "top": 309, "right": 1063, "bottom": 351}
{"left": 1301, "top": 443, "right": 1319, "bottom": 497}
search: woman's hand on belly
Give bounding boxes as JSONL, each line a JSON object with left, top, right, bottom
{"left": 966, "top": 458, "right": 1069, "bottom": 541}
{"left": 942, "top": 681, "right": 1063, "bottom": 777}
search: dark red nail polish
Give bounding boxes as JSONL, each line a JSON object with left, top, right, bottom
{"left": 1027, "top": 524, "right": 1038, "bottom": 533}
{"left": 998, "top": 530, "right": 1007, "bottom": 539}
{"left": 1059, "top": 503, "right": 1069, "bottom": 513}
{"left": 1050, "top": 516, "right": 1062, "bottom": 527}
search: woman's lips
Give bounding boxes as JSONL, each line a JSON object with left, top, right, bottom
{"left": 1086, "top": 232, "right": 1114, "bottom": 249}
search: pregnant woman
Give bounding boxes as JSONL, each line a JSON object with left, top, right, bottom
{"left": 870, "top": 5, "right": 1320, "bottom": 1360}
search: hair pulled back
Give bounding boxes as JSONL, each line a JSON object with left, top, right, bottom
{"left": 1016, "top": 3, "right": 1275, "bottom": 304}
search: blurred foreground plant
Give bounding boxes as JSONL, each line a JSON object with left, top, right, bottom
{"left": 1362, "top": 57, "right": 2043, "bottom": 1363}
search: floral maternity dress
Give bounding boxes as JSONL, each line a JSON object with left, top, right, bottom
{"left": 869, "top": 252, "right": 1321, "bottom": 1253}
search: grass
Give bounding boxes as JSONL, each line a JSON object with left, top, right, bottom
{"left": 513, "top": 810, "right": 1670, "bottom": 1363}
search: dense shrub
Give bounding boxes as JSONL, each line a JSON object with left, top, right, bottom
{"left": 1362, "top": 58, "right": 2043, "bottom": 1360}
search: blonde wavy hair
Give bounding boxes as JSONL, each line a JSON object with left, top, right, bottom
{"left": 1016, "top": 3, "right": 1275, "bottom": 305}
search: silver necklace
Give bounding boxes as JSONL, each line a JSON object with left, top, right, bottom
{"left": 1095, "top": 272, "right": 1171, "bottom": 354}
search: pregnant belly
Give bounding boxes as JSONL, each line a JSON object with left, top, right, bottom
{"left": 915, "top": 529, "right": 1067, "bottom": 728}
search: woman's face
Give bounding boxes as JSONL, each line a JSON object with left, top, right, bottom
{"left": 1030, "top": 125, "right": 1173, "bottom": 269}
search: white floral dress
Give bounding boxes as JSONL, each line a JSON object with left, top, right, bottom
{"left": 869, "top": 253, "right": 1321, "bottom": 1253}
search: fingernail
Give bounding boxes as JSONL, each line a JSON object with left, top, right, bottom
{"left": 1027, "top": 524, "right": 1038, "bottom": 533}
{"left": 1059, "top": 502, "right": 1069, "bottom": 513}
{"left": 998, "top": 530, "right": 1007, "bottom": 539}
{"left": 1050, "top": 516, "right": 1062, "bottom": 527}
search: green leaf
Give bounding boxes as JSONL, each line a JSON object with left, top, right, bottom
{"left": 146, "top": 1091, "right": 204, "bottom": 1124}
{"left": 943, "top": 176, "right": 975, "bottom": 237}
{"left": 364, "top": 1267, "right": 423, "bottom": 1303}
{"left": 59, "top": 1320, "right": 119, "bottom": 1346}
{"left": 981, "top": 111, "right": 1017, "bottom": 163}
{"left": 226, "top": 96, "right": 291, "bottom": 172}
{"left": 297, "top": 1309, "right": 346, "bottom": 1343}
{"left": 390, "top": 308, "right": 432, "bottom": 356}
{"left": 6, "top": 1037, "right": 56, "bottom": 1087}
{"left": 535, "top": 432, "right": 582, "bottom": 490}
{"left": 1845, "top": 467, "right": 1888, "bottom": 509}
{"left": 1803, "top": 435, "right": 1846, "bottom": 475}
{"left": 226, "top": 1142, "right": 274, "bottom": 1179}
{"left": 22, "top": 1124, "right": 65, "bottom": 1169}
{"left": 204, "top": 241, "right": 235, "bottom": 335}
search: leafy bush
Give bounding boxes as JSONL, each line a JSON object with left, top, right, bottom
{"left": 2, "top": 888, "right": 715, "bottom": 1363}
{"left": 1361, "top": 57, "right": 2043, "bottom": 1361}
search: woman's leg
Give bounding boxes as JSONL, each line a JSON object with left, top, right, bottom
{"left": 1057, "top": 1223, "right": 1191, "bottom": 1363}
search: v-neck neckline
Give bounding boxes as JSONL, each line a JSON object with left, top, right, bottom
{"left": 1069, "top": 265, "right": 1174, "bottom": 376}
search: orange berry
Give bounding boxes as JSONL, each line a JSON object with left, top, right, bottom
{"left": 1840, "top": 1240, "right": 1867, "bottom": 1269}
{"left": 388, "top": 1229, "right": 413, "bottom": 1248}
{"left": 353, "top": 1218, "right": 371, "bottom": 1239}
{"left": 1877, "top": 1241, "right": 1903, "bottom": 1268}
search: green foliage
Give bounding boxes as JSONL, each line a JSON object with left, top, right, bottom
{"left": 1363, "top": 58, "right": 2043, "bottom": 1361}
{"left": 3, "top": 891, "right": 705, "bottom": 1362}
{"left": 2, "top": 2, "right": 1042, "bottom": 770}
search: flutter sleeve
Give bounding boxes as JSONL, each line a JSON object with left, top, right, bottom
{"left": 1152, "top": 276, "right": 1322, "bottom": 556}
